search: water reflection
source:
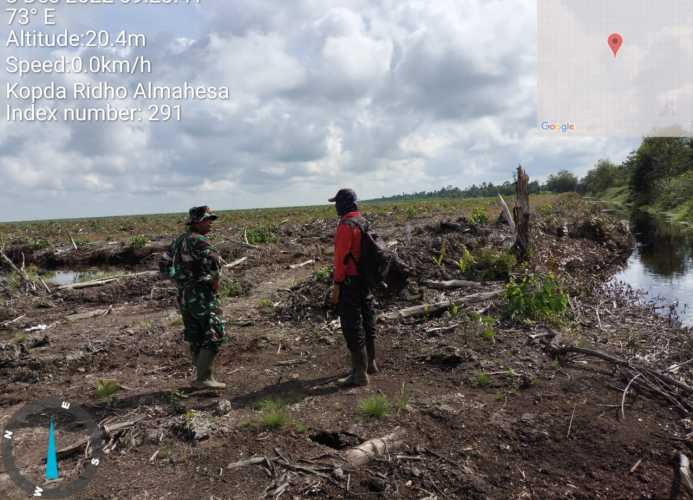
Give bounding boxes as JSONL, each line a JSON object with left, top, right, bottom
{"left": 631, "top": 211, "right": 691, "bottom": 277}
{"left": 613, "top": 211, "right": 693, "bottom": 326}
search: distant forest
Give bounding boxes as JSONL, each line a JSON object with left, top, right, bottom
{"left": 373, "top": 170, "right": 577, "bottom": 201}
{"left": 375, "top": 138, "right": 693, "bottom": 222}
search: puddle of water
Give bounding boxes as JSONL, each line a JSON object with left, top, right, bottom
{"left": 612, "top": 211, "right": 693, "bottom": 327}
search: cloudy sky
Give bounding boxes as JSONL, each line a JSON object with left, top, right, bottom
{"left": 0, "top": 0, "right": 640, "bottom": 222}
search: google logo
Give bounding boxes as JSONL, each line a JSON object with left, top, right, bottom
{"left": 540, "top": 121, "right": 576, "bottom": 133}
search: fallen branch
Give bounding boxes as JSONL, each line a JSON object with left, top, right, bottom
{"left": 57, "top": 271, "right": 157, "bottom": 291}
{"left": 103, "top": 416, "right": 145, "bottom": 435}
{"left": 497, "top": 193, "right": 516, "bottom": 233}
{"left": 343, "top": 427, "right": 406, "bottom": 467}
{"left": 68, "top": 233, "right": 79, "bottom": 251}
{"left": 66, "top": 309, "right": 111, "bottom": 322}
{"left": 621, "top": 373, "right": 641, "bottom": 420}
{"left": 379, "top": 289, "right": 503, "bottom": 321}
{"left": 289, "top": 259, "right": 314, "bottom": 270}
{"left": 0, "top": 249, "right": 35, "bottom": 291}
{"left": 224, "top": 257, "right": 248, "bottom": 269}
{"left": 671, "top": 451, "right": 693, "bottom": 499}
{"left": 1, "top": 314, "right": 26, "bottom": 328}
{"left": 227, "top": 456, "right": 267, "bottom": 469}
{"left": 421, "top": 279, "right": 485, "bottom": 290}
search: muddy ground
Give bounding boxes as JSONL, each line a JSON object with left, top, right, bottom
{"left": 1, "top": 195, "right": 693, "bottom": 499}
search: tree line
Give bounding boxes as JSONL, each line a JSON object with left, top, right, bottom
{"left": 376, "top": 138, "right": 693, "bottom": 208}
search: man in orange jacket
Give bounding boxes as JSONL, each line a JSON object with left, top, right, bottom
{"left": 329, "top": 188, "right": 378, "bottom": 387}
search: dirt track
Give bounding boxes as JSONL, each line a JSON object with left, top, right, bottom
{"left": 1, "top": 196, "right": 692, "bottom": 499}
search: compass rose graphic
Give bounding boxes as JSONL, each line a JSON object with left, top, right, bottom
{"left": 2, "top": 398, "right": 104, "bottom": 498}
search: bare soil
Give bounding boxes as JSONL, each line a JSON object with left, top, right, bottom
{"left": 1, "top": 197, "right": 691, "bottom": 499}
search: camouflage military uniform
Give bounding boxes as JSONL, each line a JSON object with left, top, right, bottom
{"left": 164, "top": 231, "right": 227, "bottom": 353}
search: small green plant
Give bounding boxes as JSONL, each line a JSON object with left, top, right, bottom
{"left": 432, "top": 241, "right": 447, "bottom": 267}
{"left": 476, "top": 372, "right": 492, "bottom": 387}
{"left": 406, "top": 206, "right": 417, "bottom": 219}
{"left": 220, "top": 279, "right": 243, "bottom": 298}
{"left": 13, "top": 333, "right": 28, "bottom": 344}
{"left": 129, "top": 234, "right": 149, "bottom": 249}
{"left": 471, "top": 207, "right": 488, "bottom": 225}
{"left": 314, "top": 266, "right": 332, "bottom": 283}
{"left": 95, "top": 379, "right": 121, "bottom": 400}
{"left": 358, "top": 394, "right": 390, "bottom": 418}
{"left": 245, "top": 226, "right": 278, "bottom": 245}
{"left": 481, "top": 326, "right": 496, "bottom": 342}
{"left": 170, "top": 316, "right": 183, "bottom": 327}
{"left": 395, "top": 383, "right": 410, "bottom": 415}
{"left": 505, "top": 273, "right": 569, "bottom": 324}
{"left": 449, "top": 303, "right": 461, "bottom": 317}
{"left": 457, "top": 247, "right": 476, "bottom": 273}
{"left": 257, "top": 398, "right": 290, "bottom": 430}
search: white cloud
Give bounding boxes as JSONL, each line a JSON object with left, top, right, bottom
{"left": 0, "top": 0, "right": 641, "bottom": 221}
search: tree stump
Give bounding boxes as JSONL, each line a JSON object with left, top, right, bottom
{"left": 512, "top": 165, "right": 531, "bottom": 262}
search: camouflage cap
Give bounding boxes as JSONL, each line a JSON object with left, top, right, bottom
{"left": 328, "top": 188, "right": 357, "bottom": 204}
{"left": 186, "top": 206, "right": 218, "bottom": 225}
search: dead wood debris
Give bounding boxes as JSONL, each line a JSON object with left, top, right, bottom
{"left": 538, "top": 330, "right": 693, "bottom": 415}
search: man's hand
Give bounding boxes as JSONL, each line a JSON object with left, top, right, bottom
{"left": 330, "top": 283, "right": 340, "bottom": 305}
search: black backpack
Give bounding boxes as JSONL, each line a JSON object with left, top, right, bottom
{"left": 342, "top": 217, "right": 394, "bottom": 290}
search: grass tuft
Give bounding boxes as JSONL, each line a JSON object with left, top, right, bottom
{"left": 358, "top": 394, "right": 391, "bottom": 418}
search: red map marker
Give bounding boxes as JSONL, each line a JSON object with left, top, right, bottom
{"left": 608, "top": 33, "right": 623, "bottom": 57}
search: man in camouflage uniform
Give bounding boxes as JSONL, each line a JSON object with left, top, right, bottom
{"left": 160, "top": 206, "right": 227, "bottom": 389}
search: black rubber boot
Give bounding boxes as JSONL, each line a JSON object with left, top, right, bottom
{"left": 338, "top": 349, "right": 358, "bottom": 386}
{"left": 352, "top": 346, "right": 369, "bottom": 386}
{"left": 194, "top": 348, "right": 226, "bottom": 389}
{"left": 366, "top": 337, "right": 379, "bottom": 374}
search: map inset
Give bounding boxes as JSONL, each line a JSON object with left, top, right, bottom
{"left": 538, "top": 0, "right": 693, "bottom": 137}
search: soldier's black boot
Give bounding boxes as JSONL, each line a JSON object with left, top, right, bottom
{"left": 352, "top": 346, "right": 369, "bottom": 386}
{"left": 366, "top": 337, "right": 379, "bottom": 374}
{"left": 338, "top": 349, "right": 357, "bottom": 386}
{"left": 194, "top": 348, "right": 226, "bottom": 389}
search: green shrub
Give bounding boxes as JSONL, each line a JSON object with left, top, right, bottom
{"left": 95, "top": 380, "right": 121, "bottom": 399}
{"left": 460, "top": 248, "right": 516, "bottom": 281}
{"left": 314, "top": 266, "right": 332, "bottom": 283}
{"left": 505, "top": 273, "right": 569, "bottom": 324}
{"left": 129, "top": 234, "right": 149, "bottom": 249}
{"left": 472, "top": 248, "right": 516, "bottom": 281}
{"left": 358, "top": 395, "right": 390, "bottom": 418}
{"left": 246, "top": 226, "right": 277, "bottom": 245}
{"left": 471, "top": 207, "right": 488, "bottom": 225}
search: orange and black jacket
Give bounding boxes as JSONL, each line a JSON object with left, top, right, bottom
{"left": 333, "top": 211, "right": 363, "bottom": 284}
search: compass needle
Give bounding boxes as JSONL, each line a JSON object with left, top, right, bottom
{"left": 46, "top": 416, "right": 59, "bottom": 481}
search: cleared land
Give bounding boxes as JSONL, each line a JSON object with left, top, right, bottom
{"left": 1, "top": 194, "right": 692, "bottom": 499}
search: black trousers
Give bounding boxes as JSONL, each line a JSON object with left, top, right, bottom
{"left": 338, "top": 276, "right": 376, "bottom": 352}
